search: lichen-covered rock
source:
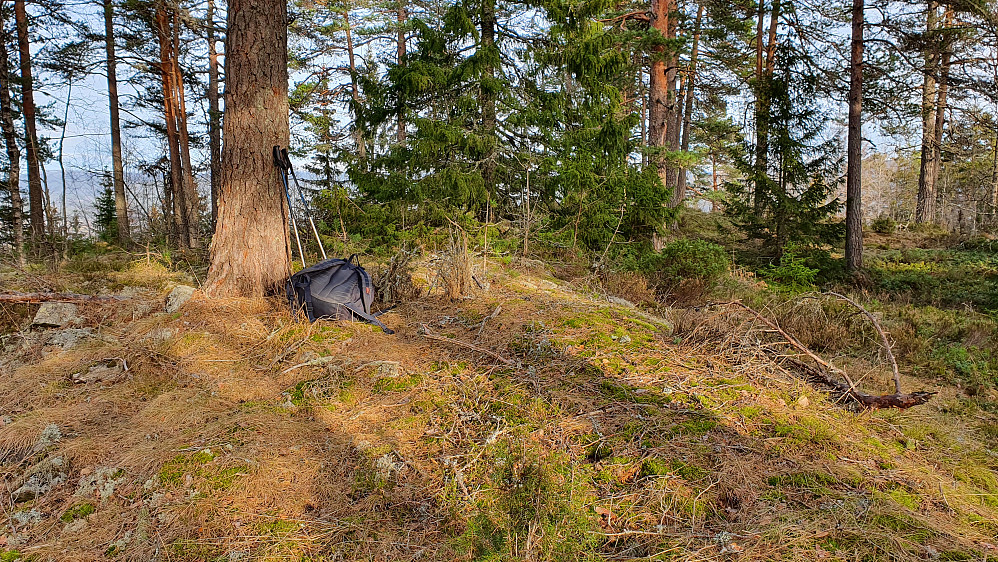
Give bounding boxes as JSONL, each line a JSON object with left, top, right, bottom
{"left": 32, "top": 302, "right": 81, "bottom": 327}
{"left": 47, "top": 328, "right": 94, "bottom": 351}
{"left": 76, "top": 467, "right": 127, "bottom": 500}
{"left": 13, "top": 456, "right": 67, "bottom": 502}
{"left": 72, "top": 359, "right": 126, "bottom": 385}
{"left": 165, "top": 285, "right": 197, "bottom": 313}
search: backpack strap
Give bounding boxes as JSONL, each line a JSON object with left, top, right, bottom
{"left": 289, "top": 275, "right": 316, "bottom": 322}
{"left": 342, "top": 302, "right": 395, "bottom": 335}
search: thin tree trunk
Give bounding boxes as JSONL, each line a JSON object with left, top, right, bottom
{"left": 59, "top": 78, "right": 71, "bottom": 258}
{"left": 671, "top": 4, "right": 704, "bottom": 208}
{"left": 14, "top": 0, "right": 44, "bottom": 253}
{"left": 156, "top": 2, "right": 189, "bottom": 250}
{"left": 205, "top": 0, "right": 290, "bottom": 297}
{"left": 396, "top": 2, "right": 406, "bottom": 144}
{"left": 927, "top": 7, "right": 951, "bottom": 225}
{"left": 916, "top": 0, "right": 938, "bottom": 223}
{"left": 648, "top": 0, "right": 671, "bottom": 189}
{"left": 344, "top": 10, "right": 366, "bottom": 161}
{"left": 105, "top": 0, "right": 130, "bottom": 246}
{"left": 172, "top": 9, "right": 200, "bottom": 248}
{"left": 754, "top": 0, "right": 780, "bottom": 216}
{"left": 845, "top": 0, "right": 864, "bottom": 271}
{"left": 480, "top": 0, "right": 497, "bottom": 201}
{"left": 0, "top": 18, "right": 24, "bottom": 266}
{"left": 207, "top": 0, "right": 222, "bottom": 230}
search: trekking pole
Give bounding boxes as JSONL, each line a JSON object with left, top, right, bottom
{"left": 274, "top": 146, "right": 305, "bottom": 265}
{"left": 281, "top": 148, "right": 328, "bottom": 260}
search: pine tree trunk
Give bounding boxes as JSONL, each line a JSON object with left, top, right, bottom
{"left": 207, "top": 0, "right": 222, "bottom": 229}
{"left": 172, "top": 9, "right": 200, "bottom": 248}
{"left": 916, "top": 1, "right": 938, "bottom": 224}
{"left": 927, "top": 9, "right": 951, "bottom": 225}
{"left": 753, "top": 0, "right": 780, "bottom": 216}
{"left": 205, "top": 0, "right": 290, "bottom": 297}
{"left": 647, "top": 0, "right": 671, "bottom": 189}
{"left": 156, "top": 2, "right": 190, "bottom": 250}
{"left": 59, "top": 79, "right": 71, "bottom": 258}
{"left": 105, "top": 0, "right": 131, "bottom": 246}
{"left": 671, "top": 4, "right": 704, "bottom": 208}
{"left": 396, "top": 2, "right": 406, "bottom": 144}
{"left": 845, "top": 0, "right": 864, "bottom": 271}
{"left": 14, "top": 0, "right": 44, "bottom": 253}
{"left": 0, "top": 24, "right": 24, "bottom": 266}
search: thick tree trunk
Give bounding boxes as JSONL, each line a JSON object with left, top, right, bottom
{"left": 671, "top": 4, "right": 704, "bottom": 208}
{"left": 845, "top": 0, "right": 864, "bottom": 271}
{"left": 396, "top": 2, "right": 406, "bottom": 144}
{"left": 207, "top": 0, "right": 222, "bottom": 229}
{"left": 14, "top": 0, "right": 44, "bottom": 253}
{"left": 156, "top": 2, "right": 190, "bottom": 250}
{"left": 205, "top": 0, "right": 290, "bottom": 297}
{"left": 916, "top": 1, "right": 938, "bottom": 224}
{"left": 0, "top": 24, "right": 24, "bottom": 266}
{"left": 344, "top": 10, "right": 366, "bottom": 161}
{"left": 753, "top": 0, "right": 780, "bottom": 216}
{"left": 104, "top": 0, "right": 130, "bottom": 246}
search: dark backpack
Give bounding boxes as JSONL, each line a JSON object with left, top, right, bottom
{"left": 286, "top": 255, "right": 395, "bottom": 334}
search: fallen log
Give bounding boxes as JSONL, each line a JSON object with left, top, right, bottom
{"left": 0, "top": 292, "right": 124, "bottom": 304}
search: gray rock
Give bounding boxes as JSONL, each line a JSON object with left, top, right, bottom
{"left": 13, "top": 456, "right": 67, "bottom": 502}
{"left": 11, "top": 508, "right": 43, "bottom": 526}
{"left": 37, "top": 424, "right": 62, "bottom": 448}
{"left": 607, "top": 296, "right": 635, "bottom": 308}
{"left": 619, "top": 335, "right": 632, "bottom": 344}
{"left": 72, "top": 359, "right": 126, "bottom": 385}
{"left": 76, "top": 467, "right": 126, "bottom": 500}
{"left": 165, "top": 285, "right": 197, "bottom": 313}
{"left": 32, "top": 302, "right": 81, "bottom": 327}
{"left": 47, "top": 328, "right": 94, "bottom": 350}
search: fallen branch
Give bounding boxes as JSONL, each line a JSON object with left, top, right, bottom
{"left": 420, "top": 323, "right": 513, "bottom": 366}
{"left": 717, "top": 301, "right": 935, "bottom": 410}
{"left": 823, "top": 291, "right": 902, "bottom": 394}
{"left": 0, "top": 292, "right": 124, "bottom": 304}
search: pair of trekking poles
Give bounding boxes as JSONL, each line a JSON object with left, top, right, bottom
{"left": 273, "top": 146, "right": 327, "bottom": 265}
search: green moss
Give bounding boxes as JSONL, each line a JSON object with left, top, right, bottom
{"left": 868, "top": 513, "right": 934, "bottom": 543}
{"left": 939, "top": 551, "right": 974, "bottom": 561}
{"left": 881, "top": 487, "right": 921, "bottom": 510}
{"left": 767, "top": 471, "right": 836, "bottom": 493}
{"left": 639, "top": 458, "right": 708, "bottom": 481}
{"left": 0, "top": 551, "right": 23, "bottom": 562}
{"left": 373, "top": 372, "right": 422, "bottom": 393}
{"left": 60, "top": 502, "right": 96, "bottom": 522}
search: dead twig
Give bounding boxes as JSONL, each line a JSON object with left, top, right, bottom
{"left": 0, "top": 292, "right": 124, "bottom": 304}
{"left": 822, "top": 291, "right": 902, "bottom": 394}
{"left": 419, "top": 323, "right": 513, "bottom": 366}
{"left": 715, "top": 301, "right": 935, "bottom": 409}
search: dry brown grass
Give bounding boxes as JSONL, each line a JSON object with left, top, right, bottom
{"left": 1, "top": 257, "right": 997, "bottom": 562}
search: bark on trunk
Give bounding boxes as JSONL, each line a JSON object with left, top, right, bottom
{"left": 207, "top": 0, "right": 222, "bottom": 229}
{"left": 156, "top": 2, "right": 189, "bottom": 250}
{"left": 104, "top": 0, "right": 131, "bottom": 246}
{"left": 205, "top": 0, "right": 290, "bottom": 297}
{"left": 58, "top": 79, "right": 71, "bottom": 258}
{"left": 753, "top": 0, "right": 780, "bottom": 216}
{"left": 671, "top": 4, "right": 704, "bottom": 208}
{"left": 927, "top": 8, "right": 951, "bottom": 226}
{"left": 845, "top": 0, "right": 864, "bottom": 271}
{"left": 14, "top": 0, "right": 44, "bottom": 252}
{"left": 647, "top": 0, "right": 674, "bottom": 193}
{"left": 172, "top": 9, "right": 200, "bottom": 248}
{"left": 916, "top": 1, "right": 938, "bottom": 224}
{"left": 0, "top": 22, "right": 24, "bottom": 266}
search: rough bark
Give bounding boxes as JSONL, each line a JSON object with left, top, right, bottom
{"left": 0, "top": 20, "right": 24, "bottom": 266}
{"left": 845, "top": 0, "right": 864, "bottom": 271}
{"left": 58, "top": 79, "right": 71, "bottom": 257}
{"left": 104, "top": 0, "right": 130, "bottom": 246}
{"left": 671, "top": 4, "right": 704, "bottom": 208}
{"left": 205, "top": 0, "right": 290, "bottom": 297}
{"left": 753, "top": 0, "right": 780, "bottom": 215}
{"left": 207, "top": 0, "right": 222, "bottom": 229}
{"left": 14, "top": 0, "right": 44, "bottom": 251}
{"left": 927, "top": 7, "right": 951, "bottom": 226}
{"left": 916, "top": 1, "right": 938, "bottom": 223}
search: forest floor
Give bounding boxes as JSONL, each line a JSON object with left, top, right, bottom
{"left": 1, "top": 231, "right": 998, "bottom": 561}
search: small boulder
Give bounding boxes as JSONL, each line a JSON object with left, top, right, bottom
{"left": 165, "top": 285, "right": 197, "bottom": 314}
{"left": 72, "top": 359, "right": 126, "bottom": 385}
{"left": 32, "top": 302, "right": 81, "bottom": 328}
{"left": 47, "top": 328, "right": 94, "bottom": 351}
{"left": 13, "top": 456, "right": 66, "bottom": 502}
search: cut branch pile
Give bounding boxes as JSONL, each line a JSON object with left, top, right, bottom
{"left": 716, "top": 299, "right": 935, "bottom": 410}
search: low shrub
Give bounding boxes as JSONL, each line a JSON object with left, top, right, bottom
{"left": 871, "top": 215, "right": 896, "bottom": 234}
